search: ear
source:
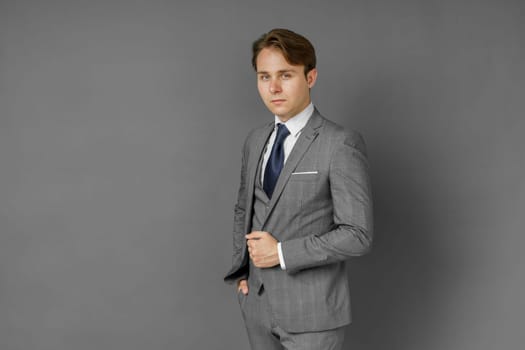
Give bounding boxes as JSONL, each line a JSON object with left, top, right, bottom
{"left": 306, "top": 68, "right": 318, "bottom": 88}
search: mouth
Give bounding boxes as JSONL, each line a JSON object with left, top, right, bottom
{"left": 271, "top": 99, "right": 286, "bottom": 104}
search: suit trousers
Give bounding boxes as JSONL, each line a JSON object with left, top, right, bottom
{"left": 238, "top": 286, "right": 346, "bottom": 350}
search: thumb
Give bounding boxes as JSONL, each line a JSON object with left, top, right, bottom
{"left": 246, "top": 231, "right": 264, "bottom": 240}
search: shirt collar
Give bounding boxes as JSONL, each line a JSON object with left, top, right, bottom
{"left": 274, "top": 103, "right": 314, "bottom": 137}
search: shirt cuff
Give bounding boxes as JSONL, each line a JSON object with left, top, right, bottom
{"left": 277, "top": 242, "right": 286, "bottom": 270}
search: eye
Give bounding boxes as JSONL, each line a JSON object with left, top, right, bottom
{"left": 281, "top": 73, "right": 292, "bottom": 79}
{"left": 259, "top": 74, "right": 270, "bottom": 81}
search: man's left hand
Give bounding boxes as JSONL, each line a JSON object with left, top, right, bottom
{"left": 246, "top": 231, "right": 280, "bottom": 268}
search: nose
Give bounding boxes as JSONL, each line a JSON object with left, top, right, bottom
{"left": 269, "top": 79, "right": 281, "bottom": 94}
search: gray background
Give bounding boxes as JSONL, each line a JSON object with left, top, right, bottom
{"left": 0, "top": 0, "right": 523, "bottom": 349}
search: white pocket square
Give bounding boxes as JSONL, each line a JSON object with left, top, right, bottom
{"left": 291, "top": 171, "right": 318, "bottom": 175}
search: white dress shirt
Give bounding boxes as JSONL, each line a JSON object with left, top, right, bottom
{"left": 260, "top": 103, "right": 314, "bottom": 270}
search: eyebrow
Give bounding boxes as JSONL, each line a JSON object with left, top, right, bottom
{"left": 256, "top": 69, "right": 295, "bottom": 75}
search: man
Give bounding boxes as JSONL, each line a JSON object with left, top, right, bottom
{"left": 224, "top": 28, "right": 373, "bottom": 350}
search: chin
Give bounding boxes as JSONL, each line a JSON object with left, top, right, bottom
{"left": 270, "top": 106, "right": 290, "bottom": 115}
{"left": 267, "top": 107, "right": 286, "bottom": 116}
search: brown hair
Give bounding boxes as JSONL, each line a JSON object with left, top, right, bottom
{"left": 252, "top": 28, "right": 316, "bottom": 75}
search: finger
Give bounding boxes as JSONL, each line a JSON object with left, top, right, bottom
{"left": 249, "top": 246, "right": 256, "bottom": 256}
{"left": 238, "top": 280, "right": 249, "bottom": 295}
{"left": 238, "top": 280, "right": 247, "bottom": 291}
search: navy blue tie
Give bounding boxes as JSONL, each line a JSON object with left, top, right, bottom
{"left": 263, "top": 123, "right": 290, "bottom": 198}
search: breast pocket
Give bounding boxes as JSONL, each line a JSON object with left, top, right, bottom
{"left": 286, "top": 170, "right": 330, "bottom": 214}
{"left": 289, "top": 171, "right": 319, "bottom": 182}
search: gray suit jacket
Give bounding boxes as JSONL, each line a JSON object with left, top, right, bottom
{"left": 224, "top": 109, "right": 373, "bottom": 333}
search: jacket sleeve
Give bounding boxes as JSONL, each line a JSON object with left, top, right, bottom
{"left": 280, "top": 131, "right": 373, "bottom": 274}
{"left": 224, "top": 135, "right": 250, "bottom": 283}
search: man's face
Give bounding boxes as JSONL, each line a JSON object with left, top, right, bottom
{"left": 256, "top": 47, "right": 317, "bottom": 122}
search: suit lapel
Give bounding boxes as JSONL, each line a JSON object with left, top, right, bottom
{"left": 263, "top": 110, "right": 324, "bottom": 225}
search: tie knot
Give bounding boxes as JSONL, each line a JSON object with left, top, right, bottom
{"left": 275, "top": 123, "right": 290, "bottom": 143}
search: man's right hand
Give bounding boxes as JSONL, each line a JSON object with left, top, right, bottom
{"left": 237, "top": 279, "right": 249, "bottom": 295}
